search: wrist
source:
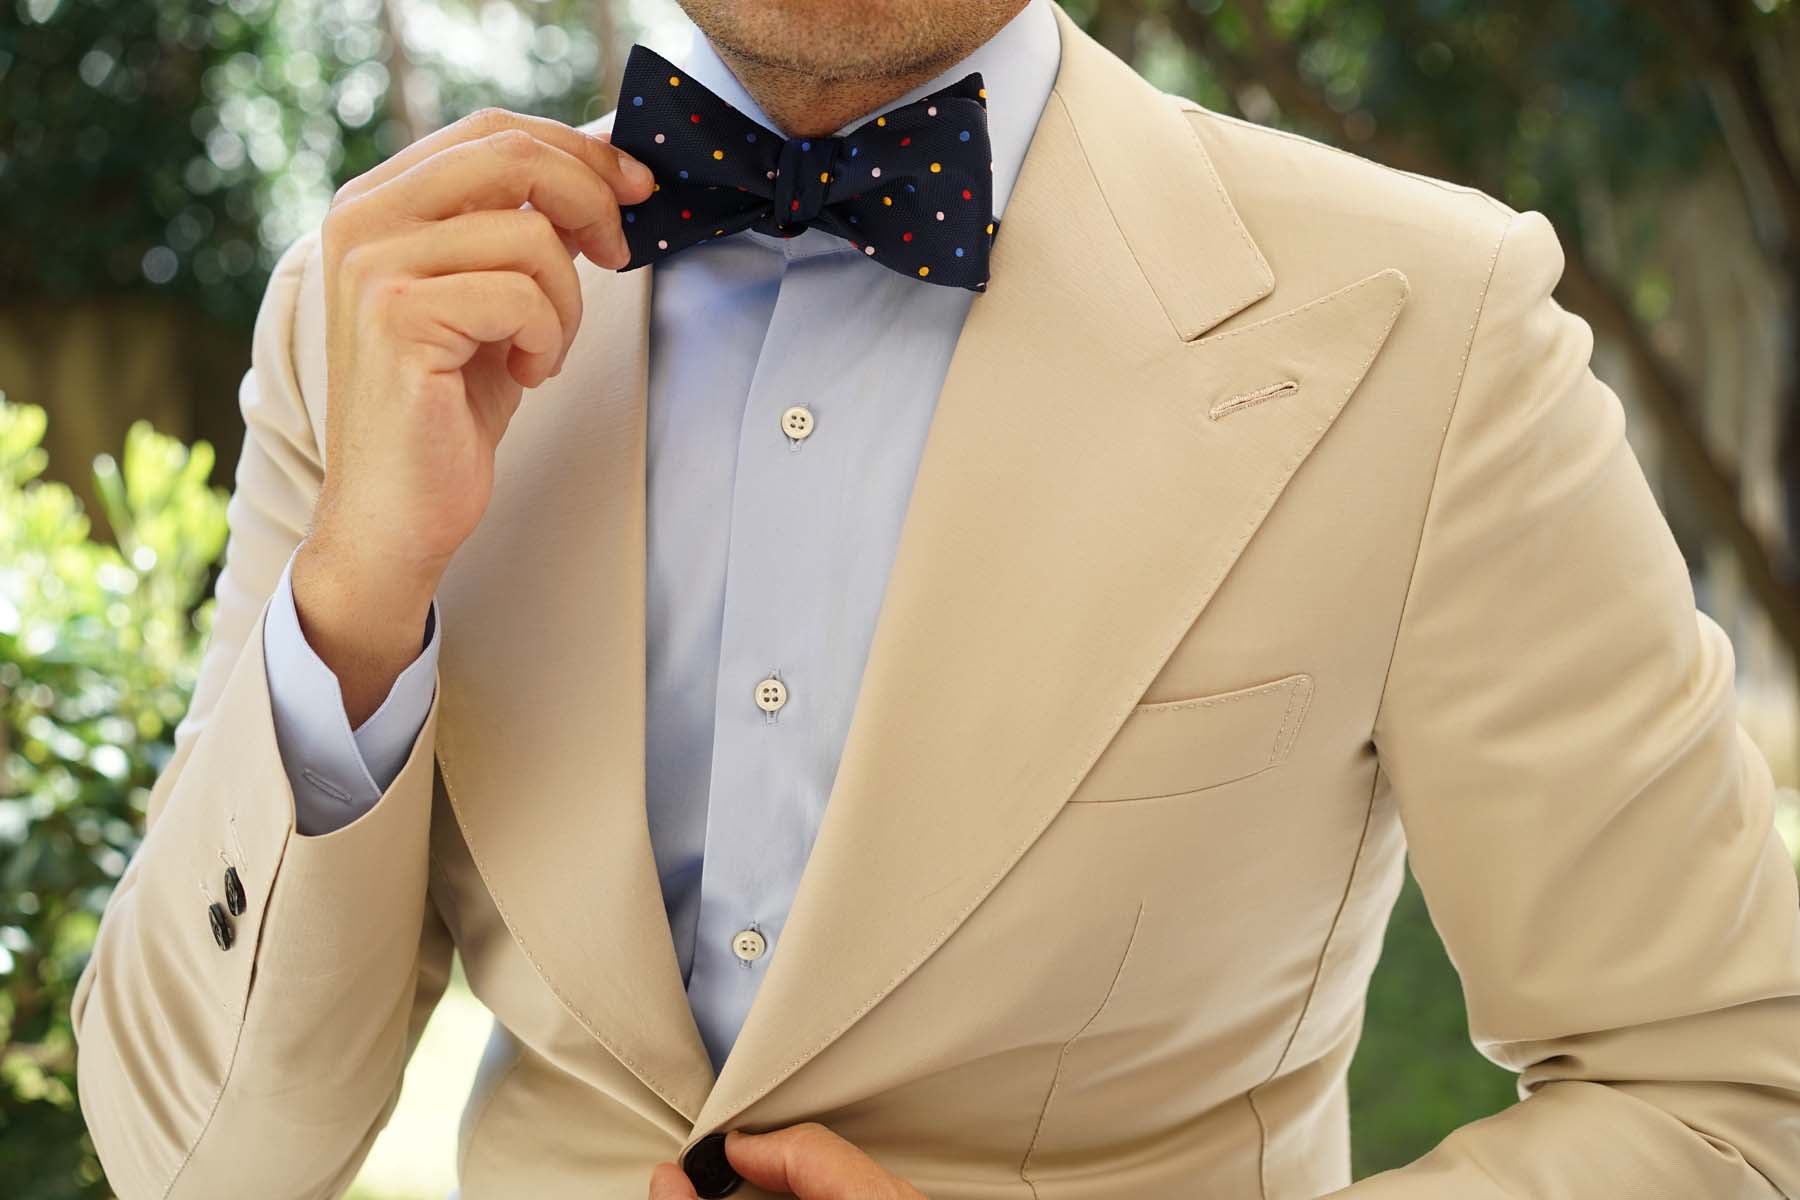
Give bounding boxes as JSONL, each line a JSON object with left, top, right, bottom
{"left": 291, "top": 532, "right": 438, "bottom": 726}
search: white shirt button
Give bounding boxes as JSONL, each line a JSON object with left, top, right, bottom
{"left": 780, "top": 405, "right": 815, "bottom": 440}
{"left": 732, "top": 928, "right": 767, "bottom": 961}
{"left": 754, "top": 676, "right": 787, "bottom": 712}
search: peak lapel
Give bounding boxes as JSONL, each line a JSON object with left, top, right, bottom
{"left": 687, "top": 1, "right": 1410, "bottom": 1140}
{"left": 432, "top": 260, "right": 719, "bottom": 1125}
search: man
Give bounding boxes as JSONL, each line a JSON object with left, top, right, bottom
{"left": 70, "top": 0, "right": 1800, "bottom": 1195}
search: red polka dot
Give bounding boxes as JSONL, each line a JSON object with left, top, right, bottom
{"left": 900, "top": 136, "right": 911, "bottom": 146}
{"left": 961, "top": 189, "right": 972, "bottom": 200}
{"left": 680, "top": 208, "right": 691, "bottom": 219}
{"left": 902, "top": 231, "right": 913, "bottom": 242}
{"left": 690, "top": 113, "right": 701, "bottom": 123}
{"left": 790, "top": 199, "right": 800, "bottom": 212}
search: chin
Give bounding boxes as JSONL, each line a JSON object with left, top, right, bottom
{"left": 682, "top": 0, "right": 940, "bottom": 77}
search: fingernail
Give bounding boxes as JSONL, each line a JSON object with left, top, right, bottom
{"left": 621, "top": 155, "right": 654, "bottom": 188}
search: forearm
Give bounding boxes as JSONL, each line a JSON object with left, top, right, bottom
{"left": 1323, "top": 953, "right": 1798, "bottom": 1199}
{"left": 290, "top": 527, "right": 440, "bottom": 729}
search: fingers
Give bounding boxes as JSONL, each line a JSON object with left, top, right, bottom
{"left": 344, "top": 207, "right": 585, "bottom": 369}
{"left": 723, "top": 1124, "right": 921, "bottom": 1200}
{"left": 323, "top": 108, "right": 653, "bottom": 273}
{"left": 377, "top": 270, "right": 565, "bottom": 387}
{"left": 361, "top": 132, "right": 640, "bottom": 267}
{"left": 334, "top": 106, "right": 653, "bottom": 211}
{"left": 648, "top": 1161, "right": 699, "bottom": 1200}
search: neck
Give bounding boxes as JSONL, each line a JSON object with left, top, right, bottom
{"left": 707, "top": 2, "right": 1028, "bottom": 138}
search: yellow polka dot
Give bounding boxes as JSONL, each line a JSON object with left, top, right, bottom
{"left": 978, "top": 87, "right": 987, "bottom": 98}
{"left": 653, "top": 183, "right": 661, "bottom": 192}
{"left": 876, "top": 116, "right": 886, "bottom": 126}
{"left": 712, "top": 149, "right": 724, "bottom": 160}
{"left": 985, "top": 222, "right": 994, "bottom": 233}
{"left": 714, "top": 228, "right": 724, "bottom": 235}
{"left": 929, "top": 162, "right": 941, "bottom": 173}
{"left": 918, "top": 266, "right": 929, "bottom": 277}
{"left": 882, "top": 196, "right": 893, "bottom": 206}
{"left": 819, "top": 171, "right": 829, "bottom": 183}
{"left": 670, "top": 75, "right": 681, "bottom": 86}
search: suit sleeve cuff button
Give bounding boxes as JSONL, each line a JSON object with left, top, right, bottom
{"left": 208, "top": 901, "right": 235, "bottom": 951}
{"left": 224, "top": 865, "right": 247, "bottom": 916}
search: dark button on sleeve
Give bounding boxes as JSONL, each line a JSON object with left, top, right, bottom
{"left": 208, "top": 901, "right": 234, "bottom": 951}
{"left": 682, "top": 1131, "right": 742, "bottom": 1198}
{"left": 223, "top": 865, "right": 246, "bottom": 916}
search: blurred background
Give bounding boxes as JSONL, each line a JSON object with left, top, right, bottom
{"left": 3, "top": 0, "right": 1799, "bottom": 1196}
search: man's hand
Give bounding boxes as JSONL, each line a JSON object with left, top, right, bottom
{"left": 648, "top": 1124, "right": 926, "bottom": 1200}
{"left": 294, "top": 107, "right": 655, "bottom": 724}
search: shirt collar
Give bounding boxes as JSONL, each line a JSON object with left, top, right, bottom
{"left": 671, "top": 0, "right": 1059, "bottom": 254}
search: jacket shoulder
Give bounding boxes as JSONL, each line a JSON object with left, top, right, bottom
{"left": 1174, "top": 100, "right": 1520, "bottom": 308}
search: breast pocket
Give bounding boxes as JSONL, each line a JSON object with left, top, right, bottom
{"left": 1067, "top": 673, "right": 1314, "bottom": 804}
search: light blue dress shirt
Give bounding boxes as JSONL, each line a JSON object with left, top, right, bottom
{"left": 262, "top": 0, "right": 1060, "bottom": 1073}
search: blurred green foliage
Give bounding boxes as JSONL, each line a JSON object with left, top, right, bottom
{"left": 1, "top": 0, "right": 278, "bottom": 322}
{"left": 1348, "top": 870, "right": 1517, "bottom": 1176}
{"left": 0, "top": 396, "right": 227, "bottom": 1199}
{"left": 1, "top": 0, "right": 616, "bottom": 327}
{"left": 1151, "top": 0, "right": 1721, "bottom": 224}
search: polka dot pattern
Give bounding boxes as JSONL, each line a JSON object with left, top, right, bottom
{"left": 608, "top": 41, "right": 999, "bottom": 290}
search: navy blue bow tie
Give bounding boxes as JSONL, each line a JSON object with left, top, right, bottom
{"left": 607, "top": 43, "right": 1000, "bottom": 291}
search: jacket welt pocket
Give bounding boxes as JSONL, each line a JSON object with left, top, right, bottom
{"left": 1067, "top": 673, "right": 1314, "bottom": 804}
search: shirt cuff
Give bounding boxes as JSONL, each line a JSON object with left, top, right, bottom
{"left": 262, "top": 546, "right": 440, "bottom": 836}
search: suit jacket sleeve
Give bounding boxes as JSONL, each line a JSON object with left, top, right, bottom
{"left": 69, "top": 227, "right": 456, "bottom": 1200}
{"left": 1330, "top": 208, "right": 1800, "bottom": 1198}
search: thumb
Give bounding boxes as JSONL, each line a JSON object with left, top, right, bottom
{"left": 725, "top": 1123, "right": 893, "bottom": 1198}
{"left": 649, "top": 1160, "right": 699, "bottom": 1200}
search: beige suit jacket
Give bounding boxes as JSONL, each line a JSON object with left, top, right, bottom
{"left": 72, "top": 5, "right": 1800, "bottom": 1197}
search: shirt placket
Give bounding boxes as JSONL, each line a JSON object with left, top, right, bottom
{"left": 682, "top": 233, "right": 975, "bottom": 1074}
{"left": 686, "top": 238, "right": 850, "bottom": 1071}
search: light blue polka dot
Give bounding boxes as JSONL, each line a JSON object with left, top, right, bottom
{"left": 849, "top": 145, "right": 859, "bottom": 157}
{"left": 745, "top": 131, "right": 756, "bottom": 142}
{"left": 954, "top": 246, "right": 964, "bottom": 257}
{"left": 678, "top": 169, "right": 689, "bottom": 179}
{"left": 625, "top": 212, "right": 636, "bottom": 223}
{"left": 959, "top": 129, "right": 970, "bottom": 141}
{"left": 800, "top": 140, "right": 811, "bottom": 151}
{"left": 904, "top": 183, "right": 915, "bottom": 193}
{"left": 632, "top": 95, "right": 644, "bottom": 106}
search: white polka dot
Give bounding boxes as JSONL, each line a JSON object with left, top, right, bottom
{"left": 864, "top": 245, "right": 875, "bottom": 255}
{"left": 766, "top": 169, "right": 775, "bottom": 179}
{"left": 657, "top": 239, "right": 669, "bottom": 250}
{"left": 654, "top": 133, "right": 665, "bottom": 143}
{"left": 935, "top": 210, "right": 945, "bottom": 220}
{"left": 870, "top": 166, "right": 881, "bottom": 178}
{"left": 927, "top": 105, "right": 937, "bottom": 116}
